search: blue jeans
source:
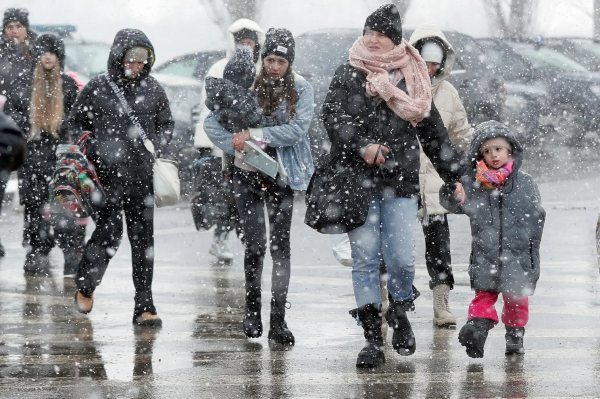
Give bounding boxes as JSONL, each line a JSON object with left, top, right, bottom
{"left": 348, "top": 193, "right": 418, "bottom": 308}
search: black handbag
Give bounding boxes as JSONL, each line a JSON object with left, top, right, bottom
{"left": 304, "top": 153, "right": 373, "bottom": 234}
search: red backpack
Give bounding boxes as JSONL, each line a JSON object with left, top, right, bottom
{"left": 50, "top": 132, "right": 106, "bottom": 218}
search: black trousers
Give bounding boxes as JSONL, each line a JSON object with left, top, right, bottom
{"left": 422, "top": 214, "right": 454, "bottom": 290}
{"left": 76, "top": 174, "right": 156, "bottom": 316}
{"left": 233, "top": 169, "right": 294, "bottom": 308}
{"left": 20, "top": 170, "right": 85, "bottom": 255}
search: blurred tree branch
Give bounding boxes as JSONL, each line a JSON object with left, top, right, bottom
{"left": 483, "top": 0, "right": 539, "bottom": 38}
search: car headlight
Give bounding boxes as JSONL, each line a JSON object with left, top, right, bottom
{"left": 590, "top": 85, "right": 600, "bottom": 97}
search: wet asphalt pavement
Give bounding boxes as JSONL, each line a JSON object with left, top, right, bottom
{"left": 0, "top": 145, "right": 600, "bottom": 398}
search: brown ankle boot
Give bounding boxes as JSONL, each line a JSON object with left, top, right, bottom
{"left": 75, "top": 291, "right": 93, "bottom": 314}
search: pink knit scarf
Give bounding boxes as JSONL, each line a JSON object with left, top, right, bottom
{"left": 349, "top": 37, "right": 432, "bottom": 126}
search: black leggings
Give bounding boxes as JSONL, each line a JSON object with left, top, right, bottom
{"left": 233, "top": 169, "right": 294, "bottom": 307}
{"left": 76, "top": 174, "right": 156, "bottom": 316}
{"left": 422, "top": 214, "right": 454, "bottom": 289}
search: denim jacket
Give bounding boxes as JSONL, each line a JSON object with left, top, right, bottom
{"left": 204, "top": 73, "right": 315, "bottom": 190}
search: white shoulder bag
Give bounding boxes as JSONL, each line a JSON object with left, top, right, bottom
{"left": 104, "top": 74, "right": 180, "bottom": 207}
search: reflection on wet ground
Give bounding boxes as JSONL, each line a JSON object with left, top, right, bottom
{"left": 0, "top": 144, "right": 599, "bottom": 397}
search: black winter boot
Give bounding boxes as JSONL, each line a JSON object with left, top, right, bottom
{"left": 268, "top": 298, "right": 295, "bottom": 346}
{"left": 458, "top": 318, "right": 495, "bottom": 358}
{"left": 355, "top": 303, "right": 385, "bottom": 368}
{"left": 505, "top": 326, "right": 525, "bottom": 356}
{"left": 386, "top": 299, "right": 416, "bottom": 356}
{"left": 243, "top": 289, "right": 262, "bottom": 338}
{"left": 63, "top": 248, "right": 83, "bottom": 277}
{"left": 23, "top": 252, "right": 50, "bottom": 275}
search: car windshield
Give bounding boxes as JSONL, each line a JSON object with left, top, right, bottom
{"left": 510, "top": 43, "right": 587, "bottom": 72}
{"left": 64, "top": 42, "right": 110, "bottom": 76}
{"left": 155, "top": 58, "right": 198, "bottom": 79}
{"left": 294, "top": 31, "right": 360, "bottom": 79}
{"left": 478, "top": 41, "right": 530, "bottom": 81}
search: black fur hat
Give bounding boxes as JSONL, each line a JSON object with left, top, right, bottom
{"left": 3, "top": 8, "right": 29, "bottom": 29}
{"left": 33, "top": 34, "right": 65, "bottom": 70}
{"left": 363, "top": 4, "right": 403, "bottom": 45}
{"left": 261, "top": 28, "right": 295, "bottom": 64}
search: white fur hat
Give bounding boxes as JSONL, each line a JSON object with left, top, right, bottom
{"left": 420, "top": 41, "right": 444, "bottom": 64}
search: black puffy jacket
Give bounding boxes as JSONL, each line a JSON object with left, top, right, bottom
{"left": 322, "top": 62, "right": 467, "bottom": 199}
{"left": 440, "top": 121, "right": 545, "bottom": 294}
{"left": 204, "top": 76, "right": 278, "bottom": 132}
{"left": 67, "top": 29, "right": 174, "bottom": 179}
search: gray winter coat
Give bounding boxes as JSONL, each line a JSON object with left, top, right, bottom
{"left": 440, "top": 121, "right": 545, "bottom": 295}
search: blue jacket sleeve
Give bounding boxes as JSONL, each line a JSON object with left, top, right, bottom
{"left": 249, "top": 79, "right": 314, "bottom": 148}
{"left": 203, "top": 112, "right": 235, "bottom": 156}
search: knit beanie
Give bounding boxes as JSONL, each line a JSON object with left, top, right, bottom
{"left": 124, "top": 46, "right": 149, "bottom": 63}
{"left": 3, "top": 8, "right": 29, "bottom": 29}
{"left": 363, "top": 4, "right": 403, "bottom": 45}
{"left": 261, "top": 28, "right": 295, "bottom": 64}
{"left": 224, "top": 47, "right": 256, "bottom": 89}
{"left": 420, "top": 41, "right": 444, "bottom": 64}
{"left": 33, "top": 34, "right": 66, "bottom": 69}
{"left": 233, "top": 28, "right": 259, "bottom": 45}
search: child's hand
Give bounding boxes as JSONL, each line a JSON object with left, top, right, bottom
{"left": 454, "top": 182, "right": 465, "bottom": 205}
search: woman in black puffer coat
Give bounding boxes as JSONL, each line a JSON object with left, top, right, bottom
{"left": 318, "top": 4, "right": 467, "bottom": 367}
{"left": 5, "top": 33, "right": 81, "bottom": 275}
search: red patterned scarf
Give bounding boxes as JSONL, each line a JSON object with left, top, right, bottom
{"left": 476, "top": 160, "right": 514, "bottom": 189}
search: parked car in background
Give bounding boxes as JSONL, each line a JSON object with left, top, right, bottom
{"left": 543, "top": 37, "right": 600, "bottom": 72}
{"left": 294, "top": 28, "right": 507, "bottom": 160}
{"left": 154, "top": 50, "right": 227, "bottom": 195}
{"left": 477, "top": 38, "right": 600, "bottom": 145}
{"left": 153, "top": 50, "right": 226, "bottom": 82}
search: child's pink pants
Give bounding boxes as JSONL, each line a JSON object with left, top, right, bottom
{"left": 468, "top": 291, "right": 529, "bottom": 328}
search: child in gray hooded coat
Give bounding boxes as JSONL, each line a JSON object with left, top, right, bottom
{"left": 440, "top": 120, "right": 545, "bottom": 358}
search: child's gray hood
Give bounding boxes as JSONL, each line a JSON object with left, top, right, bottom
{"left": 469, "top": 121, "right": 523, "bottom": 173}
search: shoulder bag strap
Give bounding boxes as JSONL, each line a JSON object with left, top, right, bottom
{"left": 103, "top": 73, "right": 155, "bottom": 156}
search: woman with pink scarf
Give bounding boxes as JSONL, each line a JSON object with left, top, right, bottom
{"left": 320, "top": 4, "right": 467, "bottom": 367}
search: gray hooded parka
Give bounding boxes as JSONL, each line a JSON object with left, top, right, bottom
{"left": 440, "top": 121, "right": 545, "bottom": 295}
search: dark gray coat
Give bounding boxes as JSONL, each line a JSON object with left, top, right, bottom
{"left": 440, "top": 121, "right": 545, "bottom": 295}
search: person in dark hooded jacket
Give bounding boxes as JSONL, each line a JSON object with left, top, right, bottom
{"left": 4, "top": 33, "right": 81, "bottom": 274}
{"left": 205, "top": 47, "right": 279, "bottom": 133}
{"left": 68, "top": 29, "right": 174, "bottom": 327}
{"left": 440, "top": 120, "right": 545, "bottom": 358}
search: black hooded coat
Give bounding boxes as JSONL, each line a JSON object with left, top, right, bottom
{"left": 67, "top": 29, "right": 174, "bottom": 179}
{"left": 440, "top": 121, "right": 545, "bottom": 295}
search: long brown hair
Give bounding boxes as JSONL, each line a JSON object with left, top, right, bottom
{"left": 29, "top": 58, "right": 63, "bottom": 139}
{"left": 254, "top": 66, "right": 299, "bottom": 120}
